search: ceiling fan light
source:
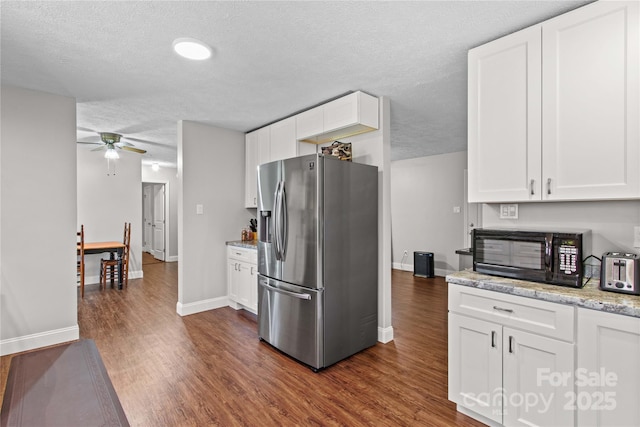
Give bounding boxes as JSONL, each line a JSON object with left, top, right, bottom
{"left": 172, "top": 38, "right": 211, "bottom": 60}
{"left": 105, "top": 148, "right": 119, "bottom": 160}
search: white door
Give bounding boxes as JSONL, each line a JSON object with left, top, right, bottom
{"left": 448, "top": 313, "right": 503, "bottom": 424}
{"left": 503, "top": 328, "right": 575, "bottom": 427}
{"left": 542, "top": 0, "right": 640, "bottom": 200}
{"left": 152, "top": 184, "right": 165, "bottom": 261}
{"left": 143, "top": 184, "right": 153, "bottom": 252}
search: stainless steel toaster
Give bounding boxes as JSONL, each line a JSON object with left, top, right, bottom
{"left": 600, "top": 252, "right": 640, "bottom": 295}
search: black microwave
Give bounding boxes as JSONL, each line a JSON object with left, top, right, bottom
{"left": 472, "top": 228, "right": 592, "bottom": 288}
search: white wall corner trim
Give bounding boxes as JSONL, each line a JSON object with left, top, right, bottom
{"left": 176, "top": 296, "right": 229, "bottom": 316}
{"left": 0, "top": 325, "right": 80, "bottom": 356}
{"left": 378, "top": 326, "right": 394, "bottom": 343}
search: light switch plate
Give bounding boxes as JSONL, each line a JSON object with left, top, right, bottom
{"left": 196, "top": 204, "right": 204, "bottom": 215}
{"left": 634, "top": 226, "right": 640, "bottom": 248}
{"left": 499, "top": 204, "right": 518, "bottom": 219}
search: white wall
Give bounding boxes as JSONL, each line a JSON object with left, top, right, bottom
{"left": 142, "top": 165, "right": 178, "bottom": 262}
{"left": 332, "top": 97, "right": 394, "bottom": 343}
{"left": 0, "top": 86, "right": 79, "bottom": 355}
{"left": 177, "top": 121, "right": 248, "bottom": 315}
{"left": 77, "top": 147, "right": 143, "bottom": 284}
{"left": 391, "top": 151, "right": 467, "bottom": 275}
{"left": 482, "top": 201, "right": 640, "bottom": 257}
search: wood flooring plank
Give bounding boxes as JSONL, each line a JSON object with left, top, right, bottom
{"left": 1, "top": 264, "right": 484, "bottom": 426}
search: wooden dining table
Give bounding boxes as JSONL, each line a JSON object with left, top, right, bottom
{"left": 80, "top": 241, "right": 126, "bottom": 289}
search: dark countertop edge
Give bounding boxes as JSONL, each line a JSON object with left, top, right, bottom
{"left": 226, "top": 240, "right": 257, "bottom": 249}
{"left": 446, "top": 270, "right": 640, "bottom": 319}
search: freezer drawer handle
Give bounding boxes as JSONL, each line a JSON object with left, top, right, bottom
{"left": 263, "top": 283, "right": 312, "bottom": 300}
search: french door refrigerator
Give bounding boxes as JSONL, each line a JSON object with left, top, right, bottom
{"left": 257, "top": 153, "right": 378, "bottom": 371}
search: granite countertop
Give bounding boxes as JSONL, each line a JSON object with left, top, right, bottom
{"left": 446, "top": 270, "right": 640, "bottom": 318}
{"left": 226, "top": 240, "right": 257, "bottom": 249}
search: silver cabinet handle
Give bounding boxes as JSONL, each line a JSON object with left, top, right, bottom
{"left": 262, "top": 282, "right": 311, "bottom": 300}
{"left": 547, "top": 178, "right": 552, "bottom": 195}
{"left": 509, "top": 336, "right": 515, "bottom": 353}
{"left": 530, "top": 179, "right": 535, "bottom": 195}
{"left": 493, "top": 305, "right": 514, "bottom": 313}
{"left": 491, "top": 331, "right": 497, "bottom": 348}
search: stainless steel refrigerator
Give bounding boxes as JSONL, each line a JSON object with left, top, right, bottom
{"left": 257, "top": 153, "right": 378, "bottom": 371}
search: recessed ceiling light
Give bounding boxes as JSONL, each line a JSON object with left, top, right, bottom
{"left": 172, "top": 37, "right": 212, "bottom": 60}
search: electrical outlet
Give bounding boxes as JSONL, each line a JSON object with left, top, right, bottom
{"left": 403, "top": 250, "right": 408, "bottom": 257}
{"left": 453, "top": 206, "right": 461, "bottom": 214}
{"left": 634, "top": 226, "right": 640, "bottom": 248}
{"left": 499, "top": 204, "right": 518, "bottom": 219}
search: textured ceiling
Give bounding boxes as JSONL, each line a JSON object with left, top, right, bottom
{"left": 1, "top": 1, "right": 592, "bottom": 167}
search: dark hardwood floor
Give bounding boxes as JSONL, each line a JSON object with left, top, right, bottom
{"left": 1, "top": 263, "right": 483, "bottom": 426}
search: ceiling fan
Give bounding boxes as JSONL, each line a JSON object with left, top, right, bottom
{"left": 78, "top": 132, "right": 147, "bottom": 159}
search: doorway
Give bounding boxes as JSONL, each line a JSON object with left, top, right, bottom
{"left": 142, "top": 182, "right": 166, "bottom": 262}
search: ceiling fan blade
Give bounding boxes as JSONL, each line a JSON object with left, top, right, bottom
{"left": 121, "top": 146, "right": 147, "bottom": 154}
{"left": 77, "top": 141, "right": 103, "bottom": 145}
{"left": 91, "top": 146, "right": 107, "bottom": 152}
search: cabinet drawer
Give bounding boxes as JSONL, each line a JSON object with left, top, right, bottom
{"left": 449, "top": 284, "right": 575, "bottom": 342}
{"left": 227, "top": 246, "right": 255, "bottom": 263}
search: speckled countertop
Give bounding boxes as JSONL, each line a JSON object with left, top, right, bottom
{"left": 226, "top": 240, "right": 257, "bottom": 249}
{"left": 446, "top": 270, "right": 640, "bottom": 318}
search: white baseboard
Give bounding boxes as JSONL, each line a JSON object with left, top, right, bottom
{"left": 166, "top": 256, "right": 178, "bottom": 262}
{"left": 84, "top": 269, "right": 143, "bottom": 286}
{"left": 378, "top": 326, "right": 394, "bottom": 343}
{"left": 176, "top": 296, "right": 229, "bottom": 316}
{"left": 392, "top": 262, "right": 413, "bottom": 272}
{"left": 0, "top": 325, "right": 80, "bottom": 356}
{"left": 391, "top": 262, "right": 453, "bottom": 277}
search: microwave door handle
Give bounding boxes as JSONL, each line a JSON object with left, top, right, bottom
{"left": 544, "top": 234, "right": 553, "bottom": 272}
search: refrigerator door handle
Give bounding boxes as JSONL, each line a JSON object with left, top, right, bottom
{"left": 263, "top": 282, "right": 312, "bottom": 300}
{"left": 280, "top": 181, "right": 288, "bottom": 260}
{"left": 273, "top": 181, "right": 282, "bottom": 260}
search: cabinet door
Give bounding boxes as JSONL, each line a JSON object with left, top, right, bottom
{"left": 245, "top": 131, "right": 258, "bottom": 208}
{"left": 257, "top": 126, "right": 270, "bottom": 166}
{"left": 503, "top": 328, "right": 574, "bottom": 427}
{"left": 228, "top": 260, "right": 240, "bottom": 303}
{"left": 542, "top": 0, "right": 640, "bottom": 200}
{"left": 468, "top": 25, "right": 542, "bottom": 203}
{"left": 237, "top": 261, "right": 251, "bottom": 308}
{"left": 577, "top": 308, "right": 640, "bottom": 427}
{"left": 248, "top": 263, "right": 257, "bottom": 313}
{"left": 296, "top": 106, "right": 324, "bottom": 142}
{"left": 448, "top": 313, "right": 503, "bottom": 424}
{"left": 269, "top": 117, "right": 297, "bottom": 162}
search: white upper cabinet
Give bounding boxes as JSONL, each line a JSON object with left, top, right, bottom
{"left": 468, "top": 0, "right": 639, "bottom": 203}
{"left": 542, "top": 0, "right": 640, "bottom": 200}
{"left": 245, "top": 131, "right": 258, "bottom": 208}
{"left": 468, "top": 26, "right": 542, "bottom": 202}
{"left": 269, "top": 116, "right": 297, "bottom": 162}
{"left": 296, "top": 91, "right": 379, "bottom": 144}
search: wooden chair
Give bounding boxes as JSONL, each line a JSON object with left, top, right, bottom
{"left": 77, "top": 225, "right": 85, "bottom": 298}
{"left": 100, "top": 222, "right": 131, "bottom": 289}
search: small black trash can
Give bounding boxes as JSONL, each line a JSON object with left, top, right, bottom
{"left": 414, "top": 251, "right": 435, "bottom": 278}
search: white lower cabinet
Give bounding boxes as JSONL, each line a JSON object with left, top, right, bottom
{"left": 576, "top": 308, "right": 640, "bottom": 427}
{"left": 227, "top": 247, "right": 257, "bottom": 314}
{"left": 448, "top": 284, "right": 575, "bottom": 426}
